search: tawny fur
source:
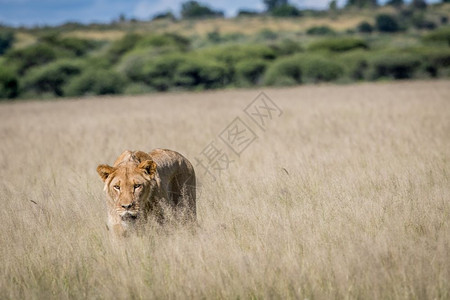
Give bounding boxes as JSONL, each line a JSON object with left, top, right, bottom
{"left": 97, "top": 149, "right": 196, "bottom": 236}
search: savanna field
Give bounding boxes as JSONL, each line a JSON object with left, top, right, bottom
{"left": 0, "top": 81, "right": 449, "bottom": 299}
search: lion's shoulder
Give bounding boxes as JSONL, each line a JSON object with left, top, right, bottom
{"left": 149, "top": 148, "right": 184, "bottom": 162}
{"left": 149, "top": 149, "right": 194, "bottom": 174}
{"left": 113, "top": 150, "right": 153, "bottom": 167}
{"left": 110, "top": 149, "right": 194, "bottom": 181}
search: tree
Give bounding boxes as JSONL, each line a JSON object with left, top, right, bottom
{"left": 237, "top": 9, "right": 260, "bottom": 17}
{"left": 152, "top": 11, "right": 176, "bottom": 21}
{"left": 23, "top": 60, "right": 82, "bottom": 96}
{"left": 345, "top": 0, "right": 378, "bottom": 8}
{"left": 375, "top": 14, "right": 400, "bottom": 32}
{"left": 181, "top": 1, "right": 224, "bottom": 19}
{"left": 386, "top": 0, "right": 403, "bottom": 8}
{"left": 0, "top": 31, "right": 14, "bottom": 55}
{"left": 0, "top": 68, "right": 18, "bottom": 99}
{"left": 357, "top": 21, "right": 373, "bottom": 33}
{"left": 411, "top": 0, "right": 427, "bottom": 10}
{"left": 5, "top": 43, "right": 58, "bottom": 74}
{"left": 271, "top": 4, "right": 301, "bottom": 17}
{"left": 329, "top": 0, "right": 338, "bottom": 11}
{"left": 263, "top": 0, "right": 288, "bottom": 11}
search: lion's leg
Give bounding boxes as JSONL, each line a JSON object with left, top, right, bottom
{"left": 172, "top": 173, "right": 196, "bottom": 222}
{"left": 112, "top": 224, "right": 126, "bottom": 237}
{"left": 184, "top": 173, "right": 196, "bottom": 218}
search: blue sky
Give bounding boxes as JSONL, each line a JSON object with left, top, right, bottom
{"left": 0, "top": 0, "right": 441, "bottom": 27}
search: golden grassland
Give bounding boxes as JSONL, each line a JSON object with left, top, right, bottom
{"left": 0, "top": 81, "right": 449, "bottom": 299}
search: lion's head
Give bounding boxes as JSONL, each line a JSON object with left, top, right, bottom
{"left": 97, "top": 158, "right": 157, "bottom": 225}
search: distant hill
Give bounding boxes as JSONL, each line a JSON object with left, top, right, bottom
{"left": 1, "top": 3, "right": 449, "bottom": 100}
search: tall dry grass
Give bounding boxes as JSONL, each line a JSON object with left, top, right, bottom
{"left": 0, "top": 81, "right": 449, "bottom": 299}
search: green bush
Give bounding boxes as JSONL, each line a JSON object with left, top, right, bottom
{"left": 112, "top": 34, "right": 190, "bottom": 72}
{"left": 220, "top": 32, "right": 246, "bottom": 43}
{"left": 271, "top": 39, "right": 303, "bottom": 56}
{"left": 271, "top": 4, "right": 301, "bottom": 17}
{"left": 122, "top": 50, "right": 233, "bottom": 91}
{"left": 263, "top": 56, "right": 302, "bottom": 86}
{"left": 135, "top": 34, "right": 190, "bottom": 52}
{"left": 369, "top": 53, "right": 421, "bottom": 79}
{"left": 411, "top": 13, "right": 436, "bottom": 30}
{"left": 308, "top": 37, "right": 368, "bottom": 52}
{"left": 386, "top": 0, "right": 403, "bottom": 8}
{"left": 23, "top": 60, "right": 83, "bottom": 96}
{"left": 152, "top": 11, "right": 176, "bottom": 21}
{"left": 140, "top": 54, "right": 186, "bottom": 91}
{"left": 411, "top": 0, "right": 427, "bottom": 10}
{"left": 423, "top": 49, "right": 450, "bottom": 77}
{"left": 257, "top": 29, "right": 278, "bottom": 41}
{"left": 132, "top": 53, "right": 227, "bottom": 91}
{"left": 64, "top": 69, "right": 127, "bottom": 96}
{"left": 58, "top": 37, "right": 98, "bottom": 56}
{"left": 375, "top": 14, "right": 400, "bottom": 32}
{"left": 200, "top": 44, "right": 276, "bottom": 83}
{"left": 346, "top": 0, "right": 378, "bottom": 8}
{"left": 107, "top": 33, "right": 143, "bottom": 63}
{"left": 0, "top": 67, "right": 19, "bottom": 99}
{"left": 83, "top": 55, "right": 113, "bottom": 70}
{"left": 181, "top": 1, "right": 224, "bottom": 19}
{"left": 306, "top": 26, "right": 336, "bottom": 36}
{"left": 201, "top": 44, "right": 276, "bottom": 64}
{"left": 264, "top": 54, "right": 345, "bottom": 86}
{"left": 174, "top": 57, "right": 227, "bottom": 89}
{"left": 422, "top": 27, "right": 450, "bottom": 46}
{"left": 0, "top": 30, "right": 14, "bottom": 55}
{"left": 124, "top": 83, "right": 154, "bottom": 95}
{"left": 39, "top": 34, "right": 99, "bottom": 56}
{"left": 300, "top": 56, "right": 344, "bottom": 83}
{"left": 237, "top": 9, "right": 259, "bottom": 17}
{"left": 235, "top": 59, "right": 267, "bottom": 86}
{"left": 117, "top": 52, "right": 149, "bottom": 82}
{"left": 5, "top": 43, "right": 59, "bottom": 74}
{"left": 206, "top": 30, "right": 221, "bottom": 43}
{"left": 4, "top": 36, "right": 94, "bottom": 75}
{"left": 357, "top": 21, "right": 373, "bottom": 33}
{"left": 407, "top": 47, "right": 450, "bottom": 77}
{"left": 338, "top": 50, "right": 370, "bottom": 80}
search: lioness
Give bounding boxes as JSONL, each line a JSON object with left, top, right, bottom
{"left": 97, "top": 149, "right": 196, "bottom": 236}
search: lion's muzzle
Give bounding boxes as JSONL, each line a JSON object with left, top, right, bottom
{"left": 121, "top": 211, "right": 139, "bottom": 222}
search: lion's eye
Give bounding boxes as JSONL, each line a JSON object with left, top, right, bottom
{"left": 113, "top": 185, "right": 120, "bottom": 191}
{"left": 134, "top": 184, "right": 142, "bottom": 189}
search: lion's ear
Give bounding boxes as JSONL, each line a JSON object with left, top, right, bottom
{"left": 97, "top": 164, "right": 116, "bottom": 182}
{"left": 139, "top": 160, "right": 157, "bottom": 178}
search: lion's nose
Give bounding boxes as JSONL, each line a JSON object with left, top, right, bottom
{"left": 121, "top": 203, "right": 133, "bottom": 210}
